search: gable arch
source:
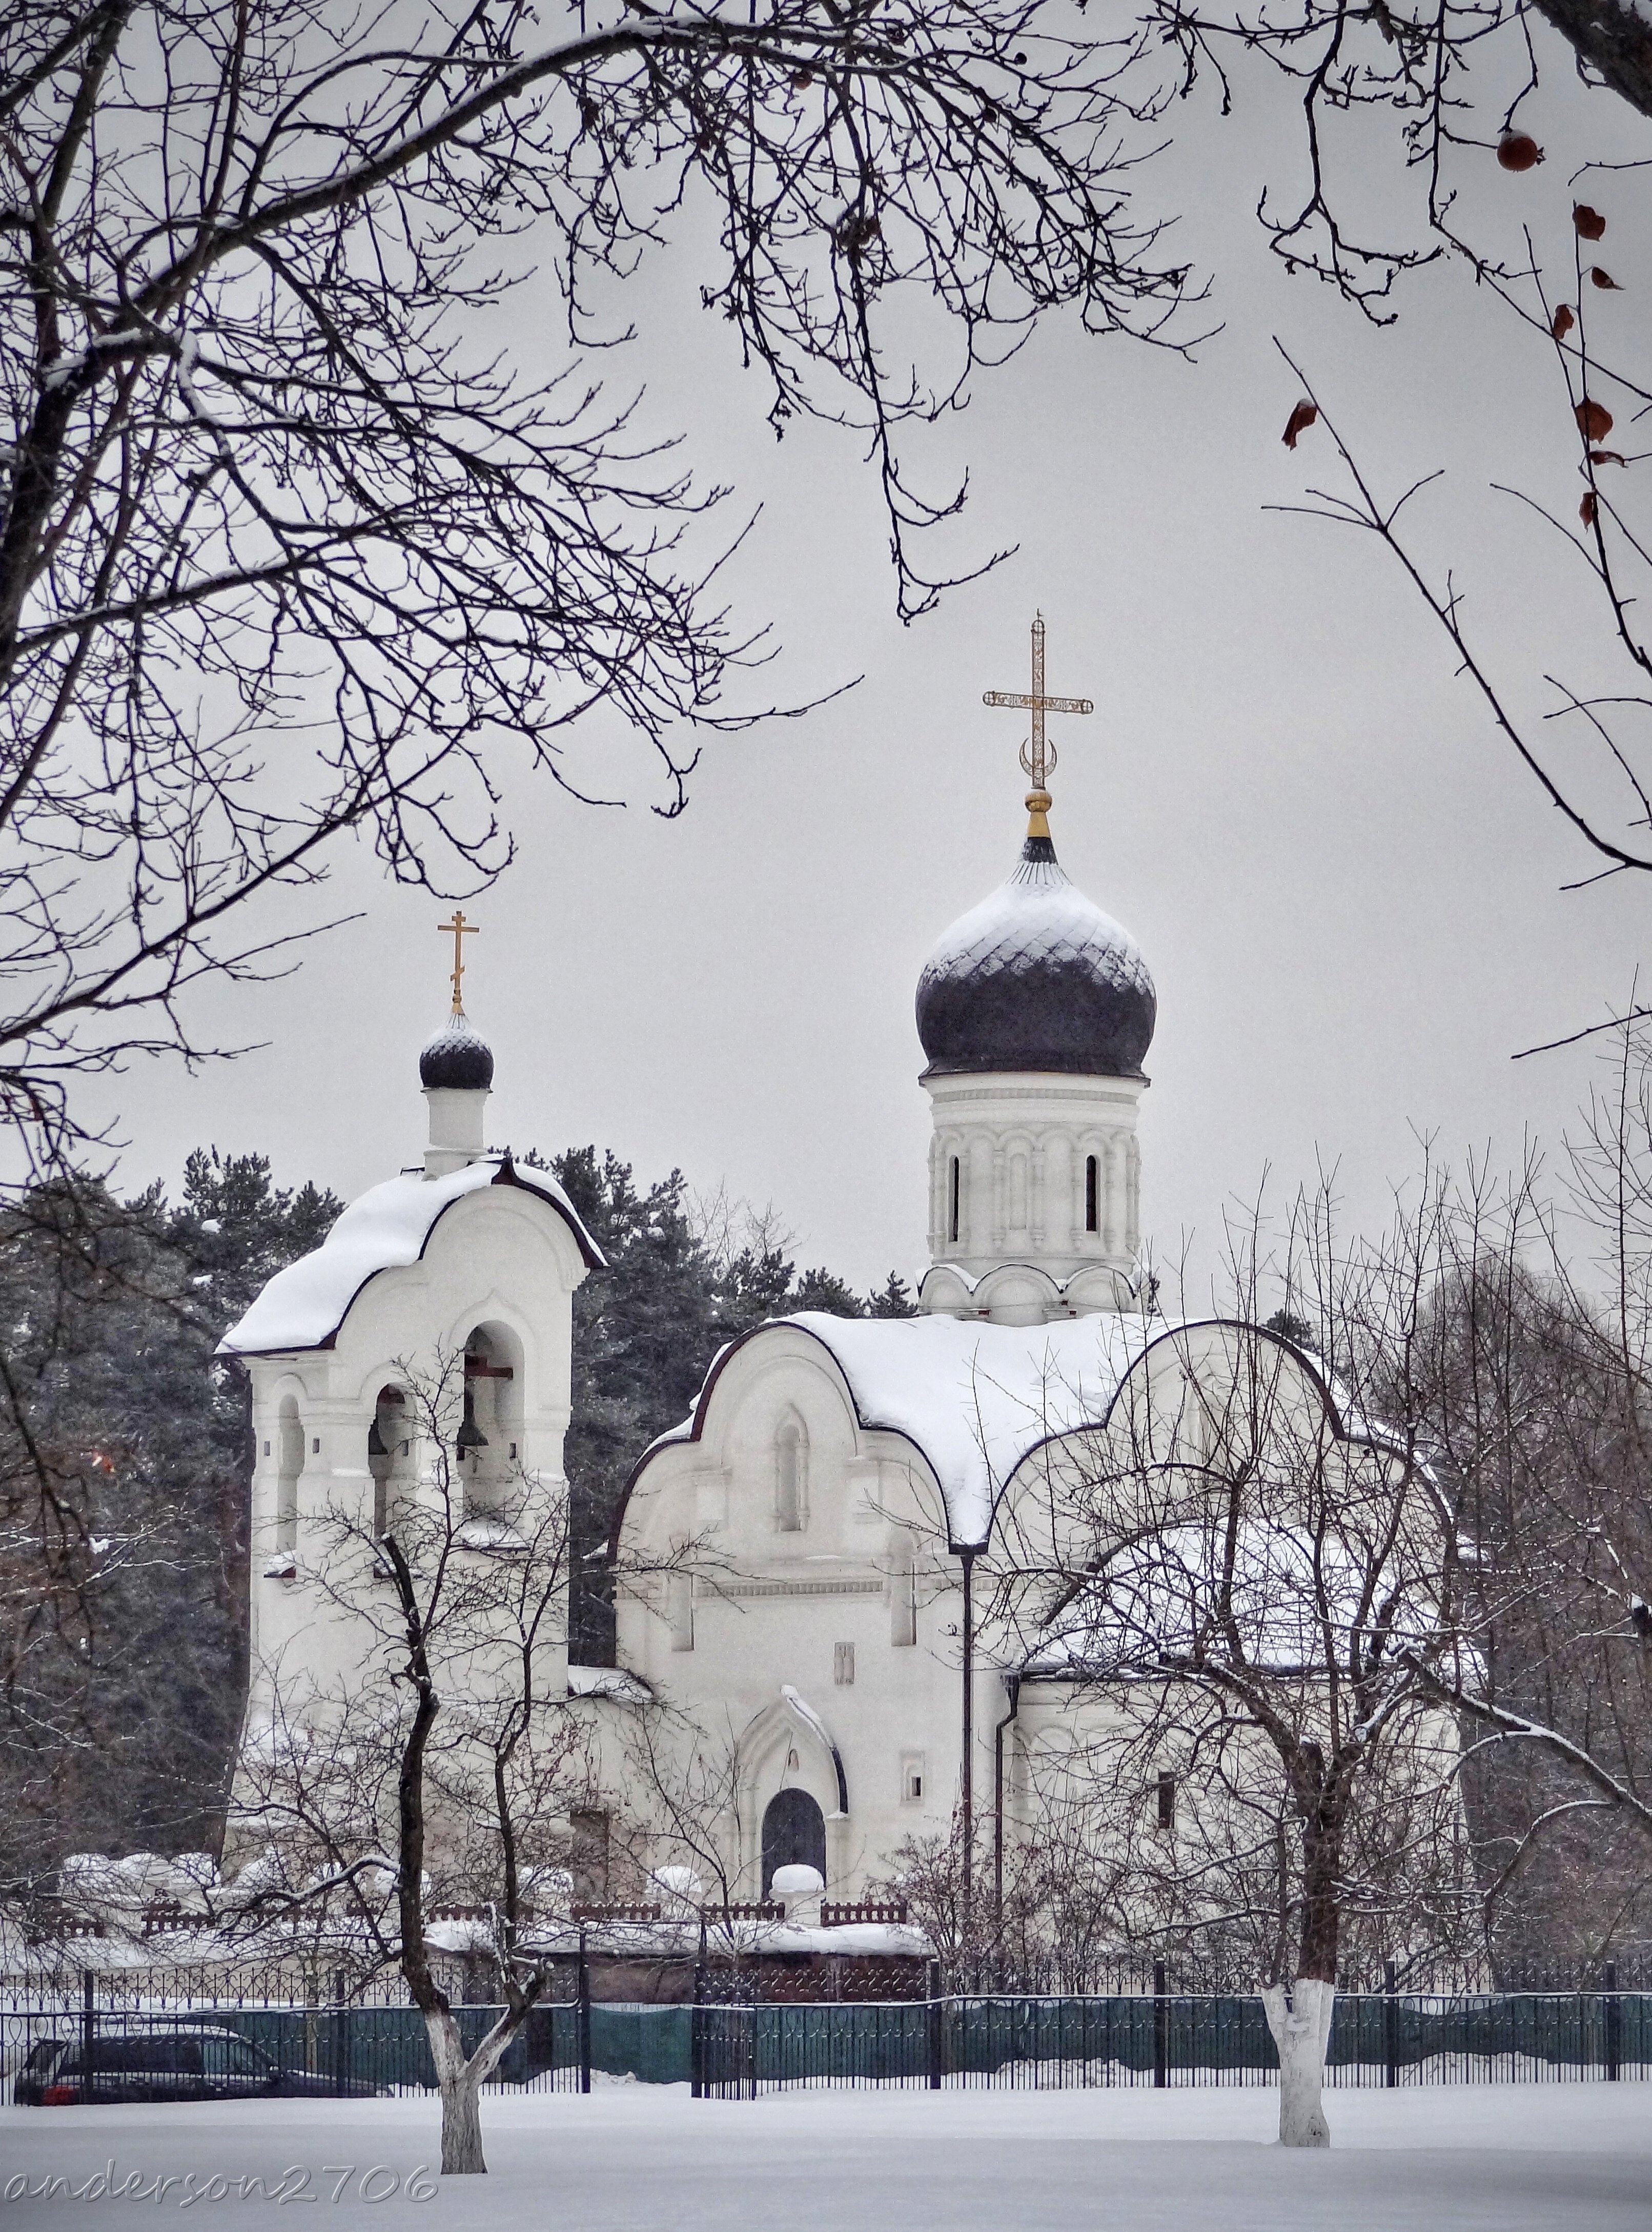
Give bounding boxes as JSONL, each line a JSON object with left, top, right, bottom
{"left": 983, "top": 1316, "right": 1422, "bottom": 1586}
{"left": 735, "top": 1685, "right": 849, "bottom": 1817}
{"left": 607, "top": 1320, "right": 952, "bottom": 1560}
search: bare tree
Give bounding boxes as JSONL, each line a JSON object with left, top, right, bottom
{"left": 1398, "top": 1029, "right": 1652, "bottom": 1969}
{"left": 230, "top": 1349, "right": 590, "bottom": 2174}
{"left": 981, "top": 1194, "right": 1473, "bottom": 2144}
{"left": 609, "top": 1693, "right": 753, "bottom": 1916}
{"left": 1257, "top": 153, "right": 1652, "bottom": 975}
{"left": 1141, "top": 0, "right": 1652, "bottom": 313}
{"left": 1, "top": 0, "right": 1193, "bottom": 1175}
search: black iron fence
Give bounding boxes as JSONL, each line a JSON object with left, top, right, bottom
{"left": 7, "top": 1975, "right": 1652, "bottom": 2101}
{"left": 1, "top": 1996, "right": 585, "bottom": 2102}
{"left": 691, "top": 1989, "right": 1652, "bottom": 2098}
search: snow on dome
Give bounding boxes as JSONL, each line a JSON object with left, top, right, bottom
{"left": 217, "top": 1157, "right": 602, "bottom": 1356}
{"left": 419, "top": 1006, "right": 494, "bottom": 1091}
{"left": 916, "top": 832, "right": 1155, "bottom": 1079}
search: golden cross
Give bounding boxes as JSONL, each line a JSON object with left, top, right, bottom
{"left": 983, "top": 613, "right": 1092, "bottom": 795}
{"left": 438, "top": 911, "right": 478, "bottom": 1012}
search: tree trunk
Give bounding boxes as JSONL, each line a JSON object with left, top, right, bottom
{"left": 440, "top": 2069, "right": 487, "bottom": 2178}
{"left": 424, "top": 2008, "right": 488, "bottom": 2176}
{"left": 1261, "top": 1980, "right": 1336, "bottom": 2149}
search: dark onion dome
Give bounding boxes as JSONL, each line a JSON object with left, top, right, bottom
{"left": 916, "top": 830, "right": 1156, "bottom": 1079}
{"left": 419, "top": 1007, "right": 495, "bottom": 1091}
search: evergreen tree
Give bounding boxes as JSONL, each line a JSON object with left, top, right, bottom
{"left": 0, "top": 1156, "right": 340, "bottom": 1889}
{"left": 866, "top": 1272, "right": 919, "bottom": 1318}
{"left": 792, "top": 1267, "right": 864, "bottom": 1317}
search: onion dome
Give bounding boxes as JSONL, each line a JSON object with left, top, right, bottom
{"left": 916, "top": 827, "right": 1156, "bottom": 1080}
{"left": 419, "top": 1007, "right": 494, "bottom": 1091}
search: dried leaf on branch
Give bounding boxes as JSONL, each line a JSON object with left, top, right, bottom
{"left": 1578, "top": 398, "right": 1616, "bottom": 442}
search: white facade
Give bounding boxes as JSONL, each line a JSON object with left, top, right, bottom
{"left": 615, "top": 1324, "right": 957, "bottom": 1894}
{"left": 223, "top": 1071, "right": 601, "bottom": 1767}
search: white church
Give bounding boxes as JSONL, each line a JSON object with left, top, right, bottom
{"left": 219, "top": 622, "right": 1405, "bottom": 1917}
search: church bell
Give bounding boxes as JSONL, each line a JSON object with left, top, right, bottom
{"left": 455, "top": 1386, "right": 488, "bottom": 1457}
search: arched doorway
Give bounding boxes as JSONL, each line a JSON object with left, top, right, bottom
{"left": 761, "top": 1788, "right": 826, "bottom": 1895}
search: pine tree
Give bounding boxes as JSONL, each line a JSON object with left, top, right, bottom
{"left": 0, "top": 1155, "right": 340, "bottom": 1889}
{"left": 791, "top": 1267, "right": 864, "bottom": 1316}
{"left": 866, "top": 1272, "right": 919, "bottom": 1318}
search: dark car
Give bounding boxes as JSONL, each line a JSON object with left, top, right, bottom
{"left": 16, "top": 2025, "right": 381, "bottom": 2104}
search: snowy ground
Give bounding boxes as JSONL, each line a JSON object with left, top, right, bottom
{"left": 2, "top": 2083, "right": 1648, "bottom": 2229}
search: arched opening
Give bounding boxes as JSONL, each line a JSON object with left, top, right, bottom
{"left": 368, "top": 1385, "right": 407, "bottom": 1539}
{"left": 775, "top": 1416, "right": 807, "bottom": 1533}
{"left": 458, "top": 1323, "right": 523, "bottom": 1520}
{"left": 761, "top": 1788, "right": 826, "bottom": 1894}
{"left": 275, "top": 1397, "right": 302, "bottom": 1556}
{"left": 948, "top": 1155, "right": 961, "bottom": 1244}
{"left": 1085, "top": 1154, "right": 1099, "bottom": 1235}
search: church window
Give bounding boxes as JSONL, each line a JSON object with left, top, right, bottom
{"left": 761, "top": 1788, "right": 827, "bottom": 1895}
{"left": 948, "top": 1156, "right": 961, "bottom": 1244}
{"left": 901, "top": 1753, "right": 925, "bottom": 1804}
{"left": 775, "top": 1418, "right": 807, "bottom": 1532}
{"left": 667, "top": 1569, "right": 694, "bottom": 1651}
{"left": 1156, "top": 1770, "right": 1177, "bottom": 1831}
{"left": 262, "top": 1441, "right": 270, "bottom": 1458}
{"left": 312, "top": 1437, "right": 321, "bottom": 1456}
{"left": 890, "top": 1532, "right": 917, "bottom": 1648}
{"left": 834, "top": 1642, "right": 855, "bottom": 1686}
{"left": 1085, "top": 1155, "right": 1099, "bottom": 1235}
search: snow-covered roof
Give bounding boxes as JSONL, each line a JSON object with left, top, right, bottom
{"left": 636, "top": 1311, "right": 1413, "bottom": 1551}
{"left": 650, "top": 1310, "right": 1162, "bottom": 1547}
{"left": 218, "top": 1156, "right": 603, "bottom": 1357}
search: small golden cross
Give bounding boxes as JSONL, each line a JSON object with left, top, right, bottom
{"left": 438, "top": 910, "right": 478, "bottom": 1012}
{"left": 983, "top": 613, "right": 1092, "bottom": 794}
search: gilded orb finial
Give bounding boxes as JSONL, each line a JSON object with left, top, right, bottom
{"left": 983, "top": 613, "right": 1092, "bottom": 837}
{"left": 438, "top": 910, "right": 479, "bottom": 1014}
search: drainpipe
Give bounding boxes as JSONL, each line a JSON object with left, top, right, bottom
{"left": 993, "top": 1672, "right": 1022, "bottom": 1942}
{"left": 959, "top": 1548, "right": 976, "bottom": 1939}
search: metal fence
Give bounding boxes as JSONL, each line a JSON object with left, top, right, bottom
{"left": 7, "top": 1982, "right": 1652, "bottom": 2103}
{"left": 691, "top": 1991, "right": 1652, "bottom": 2098}
{"left": 0, "top": 1997, "right": 585, "bottom": 2101}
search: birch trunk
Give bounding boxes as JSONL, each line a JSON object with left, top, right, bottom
{"left": 1260, "top": 1979, "right": 1336, "bottom": 2148}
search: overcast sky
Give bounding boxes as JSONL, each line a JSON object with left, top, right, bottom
{"left": 78, "top": 34, "right": 1652, "bottom": 1305}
